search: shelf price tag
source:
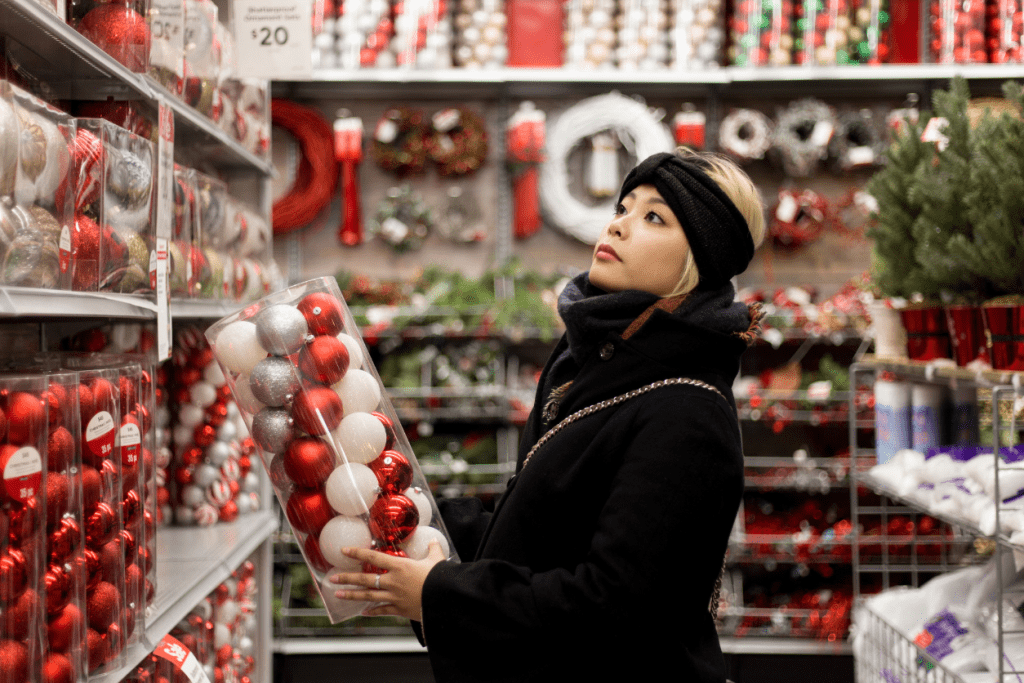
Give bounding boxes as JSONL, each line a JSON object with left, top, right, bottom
{"left": 155, "top": 634, "right": 211, "bottom": 683}
{"left": 156, "top": 237, "right": 171, "bottom": 362}
{"left": 156, "top": 99, "right": 174, "bottom": 241}
{"left": 234, "top": 0, "right": 312, "bottom": 80}
{"left": 150, "top": 0, "right": 185, "bottom": 77}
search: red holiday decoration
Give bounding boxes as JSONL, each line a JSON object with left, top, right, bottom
{"left": 76, "top": 4, "right": 151, "bottom": 72}
{"left": 297, "top": 292, "right": 345, "bottom": 336}
{"left": 368, "top": 494, "right": 418, "bottom": 544}
{"left": 369, "top": 450, "right": 413, "bottom": 494}
{"left": 291, "top": 387, "right": 343, "bottom": 435}
{"left": 900, "top": 305, "right": 953, "bottom": 362}
{"left": 334, "top": 113, "right": 364, "bottom": 246}
{"left": 5, "top": 391, "right": 44, "bottom": 444}
{"left": 507, "top": 103, "right": 546, "bottom": 240}
{"left": 372, "top": 411, "right": 396, "bottom": 451}
{"left": 85, "top": 581, "right": 121, "bottom": 632}
{"left": 284, "top": 489, "right": 334, "bottom": 536}
{"left": 283, "top": 438, "right": 335, "bottom": 489}
{"left": 298, "top": 336, "right": 350, "bottom": 385}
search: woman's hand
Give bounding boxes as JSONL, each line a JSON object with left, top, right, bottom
{"left": 329, "top": 540, "right": 446, "bottom": 620}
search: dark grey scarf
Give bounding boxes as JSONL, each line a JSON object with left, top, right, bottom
{"left": 543, "top": 272, "right": 751, "bottom": 398}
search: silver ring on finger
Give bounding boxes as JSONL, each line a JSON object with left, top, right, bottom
{"left": 374, "top": 574, "right": 381, "bottom": 590}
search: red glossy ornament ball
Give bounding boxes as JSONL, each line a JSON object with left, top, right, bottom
{"left": 79, "top": 548, "right": 102, "bottom": 589}
{"left": 42, "top": 654, "right": 74, "bottom": 683}
{"left": 98, "top": 538, "right": 123, "bottom": 585}
{"left": 47, "top": 426, "right": 74, "bottom": 473}
{"left": 283, "top": 437, "right": 335, "bottom": 488}
{"left": 118, "top": 376, "right": 137, "bottom": 415}
{"left": 181, "top": 446, "right": 203, "bottom": 467}
{"left": 285, "top": 489, "right": 334, "bottom": 536}
{"left": 268, "top": 455, "right": 290, "bottom": 490}
{"left": 193, "top": 424, "right": 216, "bottom": 447}
{"left": 133, "top": 402, "right": 152, "bottom": 434}
{"left": 86, "top": 502, "right": 118, "bottom": 548}
{"left": 49, "top": 516, "right": 81, "bottom": 566}
{"left": 369, "top": 450, "right": 413, "bottom": 494}
{"left": 122, "top": 489, "right": 142, "bottom": 527}
{"left": 120, "top": 529, "right": 137, "bottom": 566}
{"left": 9, "top": 497, "right": 39, "bottom": 542}
{"left": 298, "top": 335, "right": 350, "bottom": 385}
{"left": 368, "top": 494, "right": 418, "bottom": 544}
{"left": 125, "top": 564, "right": 143, "bottom": 604}
{"left": 0, "top": 640, "right": 29, "bottom": 683}
{"left": 6, "top": 391, "right": 44, "bottom": 445}
{"left": 0, "top": 549, "right": 27, "bottom": 603}
{"left": 77, "top": 3, "right": 151, "bottom": 72}
{"left": 303, "top": 533, "right": 330, "bottom": 573}
{"left": 219, "top": 500, "right": 239, "bottom": 523}
{"left": 45, "top": 565, "right": 73, "bottom": 616}
{"left": 205, "top": 402, "right": 228, "bottom": 428}
{"left": 86, "top": 581, "right": 121, "bottom": 631}
{"left": 371, "top": 411, "right": 395, "bottom": 450}
{"left": 48, "top": 604, "right": 84, "bottom": 653}
{"left": 77, "top": 383, "right": 95, "bottom": 423}
{"left": 1, "top": 588, "right": 37, "bottom": 640}
{"left": 291, "top": 387, "right": 343, "bottom": 435}
{"left": 297, "top": 292, "right": 345, "bottom": 336}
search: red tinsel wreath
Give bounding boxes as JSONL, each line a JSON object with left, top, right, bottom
{"left": 271, "top": 99, "right": 339, "bottom": 235}
{"left": 769, "top": 188, "right": 835, "bottom": 249}
{"left": 371, "top": 107, "right": 431, "bottom": 176}
{"left": 427, "top": 107, "right": 489, "bottom": 176}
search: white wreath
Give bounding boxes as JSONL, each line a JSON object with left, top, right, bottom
{"left": 718, "top": 109, "right": 773, "bottom": 161}
{"left": 539, "top": 92, "right": 674, "bottom": 245}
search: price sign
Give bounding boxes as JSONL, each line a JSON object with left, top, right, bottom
{"left": 150, "top": 0, "right": 185, "bottom": 77}
{"left": 234, "top": 0, "right": 312, "bottom": 80}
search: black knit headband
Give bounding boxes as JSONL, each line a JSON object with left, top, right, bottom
{"left": 617, "top": 152, "right": 755, "bottom": 290}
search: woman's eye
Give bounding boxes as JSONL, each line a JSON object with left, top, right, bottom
{"left": 614, "top": 203, "right": 626, "bottom": 215}
{"left": 646, "top": 211, "right": 664, "bottom": 224}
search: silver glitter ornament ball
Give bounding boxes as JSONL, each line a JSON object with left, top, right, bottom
{"left": 255, "top": 304, "right": 309, "bottom": 356}
{"left": 249, "top": 356, "right": 301, "bottom": 407}
{"left": 251, "top": 407, "right": 295, "bottom": 454}
{"left": 107, "top": 150, "right": 152, "bottom": 208}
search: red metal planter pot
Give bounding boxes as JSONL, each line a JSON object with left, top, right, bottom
{"left": 981, "top": 303, "right": 1024, "bottom": 370}
{"left": 945, "top": 304, "right": 988, "bottom": 367}
{"left": 899, "top": 306, "right": 951, "bottom": 361}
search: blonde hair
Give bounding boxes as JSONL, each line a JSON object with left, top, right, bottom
{"left": 664, "top": 147, "right": 766, "bottom": 298}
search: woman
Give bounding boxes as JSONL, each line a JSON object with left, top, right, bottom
{"left": 331, "top": 149, "right": 766, "bottom": 682}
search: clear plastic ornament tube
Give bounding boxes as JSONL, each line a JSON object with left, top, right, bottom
{"left": 206, "top": 276, "right": 458, "bottom": 623}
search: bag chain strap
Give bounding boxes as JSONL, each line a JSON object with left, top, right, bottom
{"left": 522, "top": 377, "right": 724, "bottom": 468}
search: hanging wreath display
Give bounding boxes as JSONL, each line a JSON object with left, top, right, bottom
{"left": 369, "top": 185, "right": 434, "bottom": 252}
{"left": 718, "top": 109, "right": 774, "bottom": 161}
{"left": 371, "top": 107, "right": 431, "bottom": 176}
{"left": 270, "top": 99, "right": 339, "bottom": 235}
{"left": 428, "top": 107, "right": 489, "bottom": 176}
{"left": 769, "top": 188, "right": 835, "bottom": 249}
{"left": 827, "top": 110, "right": 887, "bottom": 172}
{"left": 538, "top": 92, "right": 674, "bottom": 244}
{"left": 771, "top": 98, "right": 838, "bottom": 177}
{"left": 833, "top": 188, "right": 878, "bottom": 240}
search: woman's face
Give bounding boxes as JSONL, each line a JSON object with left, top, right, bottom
{"left": 589, "top": 184, "right": 690, "bottom": 297}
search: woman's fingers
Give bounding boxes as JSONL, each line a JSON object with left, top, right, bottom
{"left": 341, "top": 546, "right": 396, "bottom": 570}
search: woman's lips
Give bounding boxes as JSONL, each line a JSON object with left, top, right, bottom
{"left": 595, "top": 244, "right": 621, "bottom": 262}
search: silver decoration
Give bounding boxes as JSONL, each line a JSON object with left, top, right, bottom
{"left": 255, "top": 304, "right": 309, "bottom": 355}
{"left": 249, "top": 356, "right": 300, "bottom": 407}
{"left": 107, "top": 149, "right": 152, "bottom": 208}
{"left": 250, "top": 407, "right": 294, "bottom": 454}
{"left": 206, "top": 440, "right": 232, "bottom": 467}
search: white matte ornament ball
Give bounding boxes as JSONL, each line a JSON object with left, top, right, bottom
{"left": 400, "top": 525, "right": 450, "bottom": 560}
{"left": 215, "top": 599, "right": 240, "bottom": 625}
{"left": 206, "top": 441, "right": 232, "bottom": 466}
{"left": 195, "top": 464, "right": 220, "bottom": 488}
{"left": 255, "top": 304, "right": 309, "bottom": 356}
{"left": 232, "top": 374, "right": 266, "bottom": 415}
{"left": 403, "top": 486, "right": 433, "bottom": 526}
{"left": 333, "top": 412, "right": 387, "bottom": 464}
{"left": 176, "top": 505, "right": 196, "bottom": 525}
{"left": 325, "top": 463, "right": 379, "bottom": 516}
{"left": 336, "top": 333, "right": 363, "bottom": 370}
{"left": 235, "top": 493, "right": 253, "bottom": 514}
{"left": 173, "top": 424, "right": 194, "bottom": 448}
{"left": 214, "top": 321, "right": 267, "bottom": 375}
{"left": 334, "top": 369, "right": 381, "bottom": 416}
{"left": 242, "top": 471, "right": 260, "bottom": 492}
{"left": 204, "top": 362, "right": 226, "bottom": 387}
{"left": 319, "top": 516, "right": 373, "bottom": 567}
{"left": 179, "top": 403, "right": 205, "bottom": 429}
{"left": 217, "top": 420, "right": 238, "bottom": 443}
{"left": 181, "top": 485, "right": 205, "bottom": 508}
{"left": 320, "top": 571, "right": 370, "bottom": 621}
{"left": 214, "top": 622, "right": 232, "bottom": 648}
{"left": 191, "top": 381, "right": 218, "bottom": 408}
{"left": 237, "top": 636, "right": 255, "bottom": 658}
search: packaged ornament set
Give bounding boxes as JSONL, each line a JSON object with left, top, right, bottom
{"left": 0, "top": 353, "right": 161, "bottom": 680}
{"left": 207, "top": 277, "right": 458, "bottom": 622}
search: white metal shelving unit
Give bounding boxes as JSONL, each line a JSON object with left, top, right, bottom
{"left": 0, "top": 1, "right": 278, "bottom": 681}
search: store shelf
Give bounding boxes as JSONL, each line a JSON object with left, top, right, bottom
{"left": 90, "top": 510, "right": 279, "bottom": 683}
{"left": 0, "top": 286, "right": 157, "bottom": 319}
{"left": 719, "top": 636, "right": 851, "bottom": 655}
{"left": 273, "top": 636, "right": 424, "bottom": 655}
{"left": 276, "top": 63, "right": 1024, "bottom": 99}
{"left": 0, "top": 0, "right": 272, "bottom": 174}
{"left": 171, "top": 299, "right": 246, "bottom": 320}
{"left": 856, "top": 355, "right": 1024, "bottom": 387}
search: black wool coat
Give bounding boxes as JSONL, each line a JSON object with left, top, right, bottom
{"left": 420, "top": 303, "right": 748, "bottom": 683}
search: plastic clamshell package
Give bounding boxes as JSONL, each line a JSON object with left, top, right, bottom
{"left": 205, "top": 276, "right": 459, "bottom": 623}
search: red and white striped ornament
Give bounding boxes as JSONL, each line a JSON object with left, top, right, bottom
{"left": 73, "top": 127, "right": 104, "bottom": 210}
